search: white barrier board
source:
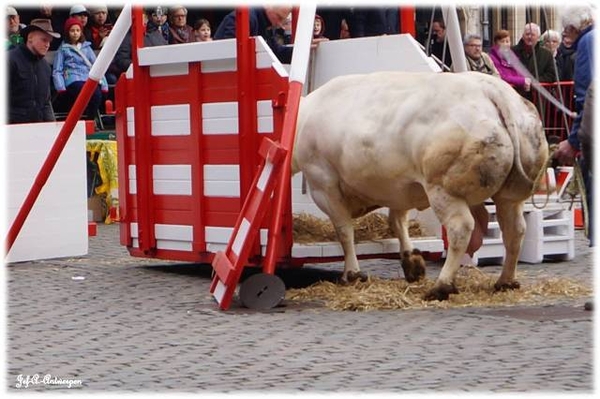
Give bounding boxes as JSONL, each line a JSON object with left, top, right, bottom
{"left": 310, "top": 33, "right": 441, "bottom": 91}
{"left": 5, "top": 121, "right": 88, "bottom": 263}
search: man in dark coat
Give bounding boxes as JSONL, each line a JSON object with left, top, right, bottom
{"left": 213, "top": 6, "right": 293, "bottom": 64}
{"left": 8, "top": 19, "right": 60, "bottom": 124}
{"left": 512, "top": 23, "right": 557, "bottom": 83}
{"left": 346, "top": 7, "right": 388, "bottom": 37}
{"left": 429, "top": 19, "right": 452, "bottom": 69}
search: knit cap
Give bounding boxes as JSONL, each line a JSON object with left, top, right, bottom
{"left": 64, "top": 17, "right": 84, "bottom": 34}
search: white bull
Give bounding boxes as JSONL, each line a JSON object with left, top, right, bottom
{"left": 292, "top": 71, "right": 548, "bottom": 301}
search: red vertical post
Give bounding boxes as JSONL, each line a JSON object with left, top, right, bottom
{"left": 131, "top": 5, "right": 156, "bottom": 254}
{"left": 291, "top": 7, "right": 299, "bottom": 42}
{"left": 235, "top": 8, "right": 261, "bottom": 258}
{"left": 400, "top": 6, "right": 416, "bottom": 37}
{"left": 236, "top": 8, "right": 258, "bottom": 203}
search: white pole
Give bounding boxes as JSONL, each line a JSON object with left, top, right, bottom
{"left": 288, "top": 2, "right": 316, "bottom": 84}
{"left": 442, "top": 5, "right": 467, "bottom": 72}
{"left": 88, "top": 4, "right": 132, "bottom": 82}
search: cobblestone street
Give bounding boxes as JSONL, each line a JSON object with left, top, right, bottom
{"left": 6, "top": 223, "right": 595, "bottom": 393}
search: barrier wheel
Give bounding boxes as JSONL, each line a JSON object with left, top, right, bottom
{"left": 239, "top": 273, "right": 286, "bottom": 310}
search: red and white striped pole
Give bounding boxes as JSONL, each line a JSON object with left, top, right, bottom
{"left": 5, "top": 5, "right": 132, "bottom": 255}
{"left": 263, "top": 2, "right": 316, "bottom": 274}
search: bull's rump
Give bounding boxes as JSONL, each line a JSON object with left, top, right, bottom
{"left": 294, "top": 71, "right": 547, "bottom": 208}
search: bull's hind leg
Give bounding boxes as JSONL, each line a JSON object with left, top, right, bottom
{"left": 388, "top": 209, "right": 426, "bottom": 282}
{"left": 424, "top": 187, "right": 474, "bottom": 300}
{"left": 492, "top": 198, "right": 526, "bottom": 291}
{"left": 309, "top": 186, "right": 365, "bottom": 284}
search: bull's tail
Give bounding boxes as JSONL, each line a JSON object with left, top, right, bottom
{"left": 482, "top": 79, "right": 548, "bottom": 198}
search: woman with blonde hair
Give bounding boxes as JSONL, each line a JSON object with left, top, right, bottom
{"left": 540, "top": 29, "right": 561, "bottom": 57}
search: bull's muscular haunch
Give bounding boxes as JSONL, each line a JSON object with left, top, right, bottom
{"left": 292, "top": 71, "right": 548, "bottom": 301}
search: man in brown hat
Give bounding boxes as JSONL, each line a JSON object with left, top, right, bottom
{"left": 7, "top": 19, "right": 61, "bottom": 124}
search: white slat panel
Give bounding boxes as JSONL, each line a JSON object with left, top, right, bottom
{"left": 204, "top": 181, "right": 239, "bottom": 197}
{"left": 203, "top": 164, "right": 239, "bottom": 197}
{"left": 130, "top": 222, "right": 139, "bottom": 238}
{"left": 128, "top": 165, "right": 137, "bottom": 194}
{"left": 257, "top": 116, "right": 273, "bottom": 133}
{"left": 152, "top": 120, "right": 191, "bottom": 136}
{"left": 205, "top": 226, "right": 233, "bottom": 244}
{"left": 151, "top": 104, "right": 190, "bottom": 136}
{"left": 204, "top": 165, "right": 239, "bottom": 181}
{"left": 154, "top": 180, "right": 192, "bottom": 195}
{"left": 149, "top": 62, "right": 189, "bottom": 77}
{"left": 256, "top": 51, "right": 275, "bottom": 70}
{"left": 256, "top": 100, "right": 273, "bottom": 116}
{"left": 127, "top": 107, "right": 135, "bottom": 136}
{"left": 202, "top": 118, "right": 238, "bottom": 135}
{"left": 153, "top": 165, "right": 191, "bottom": 180}
{"left": 154, "top": 224, "right": 193, "bottom": 241}
{"left": 156, "top": 240, "right": 193, "bottom": 251}
{"left": 291, "top": 244, "right": 323, "bottom": 258}
{"left": 138, "top": 40, "right": 236, "bottom": 66}
{"left": 206, "top": 243, "right": 228, "bottom": 253}
{"left": 202, "top": 102, "right": 238, "bottom": 118}
{"left": 152, "top": 104, "right": 190, "bottom": 120}
{"left": 129, "top": 179, "right": 137, "bottom": 194}
{"left": 257, "top": 99, "right": 273, "bottom": 133}
{"left": 202, "top": 101, "right": 238, "bottom": 134}
{"left": 201, "top": 58, "right": 237, "bottom": 73}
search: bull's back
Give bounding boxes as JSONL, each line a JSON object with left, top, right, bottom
{"left": 294, "top": 71, "right": 546, "bottom": 204}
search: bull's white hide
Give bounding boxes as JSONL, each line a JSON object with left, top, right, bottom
{"left": 5, "top": 122, "right": 88, "bottom": 263}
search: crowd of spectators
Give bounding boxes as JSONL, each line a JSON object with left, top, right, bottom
{"left": 6, "top": 4, "right": 590, "bottom": 127}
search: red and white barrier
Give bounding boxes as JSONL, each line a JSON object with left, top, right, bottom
{"left": 117, "top": 16, "right": 450, "bottom": 269}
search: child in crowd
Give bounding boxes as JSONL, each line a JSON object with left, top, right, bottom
{"left": 85, "top": 5, "right": 112, "bottom": 49}
{"left": 193, "top": 18, "right": 212, "bottom": 42}
{"left": 145, "top": 6, "right": 170, "bottom": 45}
{"left": 52, "top": 17, "right": 108, "bottom": 121}
{"left": 313, "top": 14, "right": 326, "bottom": 39}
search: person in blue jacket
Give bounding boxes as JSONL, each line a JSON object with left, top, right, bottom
{"left": 554, "top": 5, "right": 594, "bottom": 247}
{"left": 52, "top": 17, "right": 108, "bottom": 121}
{"left": 213, "top": 6, "right": 294, "bottom": 64}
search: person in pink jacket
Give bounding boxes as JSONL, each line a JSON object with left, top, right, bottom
{"left": 489, "top": 29, "right": 531, "bottom": 93}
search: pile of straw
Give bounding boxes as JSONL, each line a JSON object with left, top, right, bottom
{"left": 285, "top": 266, "right": 592, "bottom": 311}
{"left": 293, "top": 212, "right": 423, "bottom": 244}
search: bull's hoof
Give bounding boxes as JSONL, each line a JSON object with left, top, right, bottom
{"left": 401, "top": 249, "right": 426, "bottom": 283}
{"left": 340, "top": 271, "right": 368, "bottom": 285}
{"left": 423, "top": 283, "right": 459, "bottom": 301}
{"left": 494, "top": 280, "right": 521, "bottom": 292}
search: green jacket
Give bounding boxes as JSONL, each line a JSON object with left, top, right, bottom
{"left": 7, "top": 32, "right": 24, "bottom": 50}
{"left": 512, "top": 39, "right": 556, "bottom": 83}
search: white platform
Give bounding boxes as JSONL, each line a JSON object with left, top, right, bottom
{"left": 5, "top": 121, "right": 88, "bottom": 263}
{"left": 474, "top": 202, "right": 575, "bottom": 265}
